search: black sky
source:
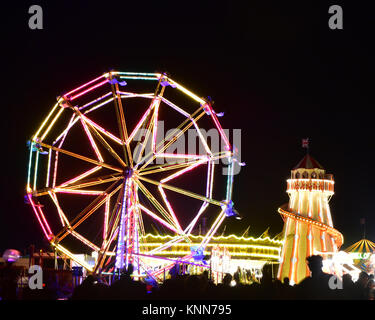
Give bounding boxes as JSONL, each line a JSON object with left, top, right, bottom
{"left": 1, "top": 1, "right": 374, "bottom": 254}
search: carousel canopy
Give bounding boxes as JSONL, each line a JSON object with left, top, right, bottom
{"left": 344, "top": 238, "right": 375, "bottom": 255}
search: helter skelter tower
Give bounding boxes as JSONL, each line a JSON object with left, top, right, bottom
{"left": 277, "top": 153, "right": 343, "bottom": 285}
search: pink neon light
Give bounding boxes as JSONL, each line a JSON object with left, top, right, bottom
{"left": 70, "top": 80, "right": 108, "bottom": 101}
{"left": 126, "top": 104, "right": 154, "bottom": 144}
{"left": 35, "top": 201, "right": 52, "bottom": 235}
{"left": 103, "top": 196, "right": 110, "bottom": 240}
{"left": 79, "top": 92, "right": 112, "bottom": 110}
{"left": 28, "top": 194, "right": 51, "bottom": 240}
{"left": 156, "top": 153, "right": 209, "bottom": 160}
{"left": 158, "top": 186, "right": 183, "bottom": 232}
{"left": 80, "top": 118, "right": 104, "bottom": 161}
{"left": 152, "top": 101, "right": 160, "bottom": 153}
{"left": 139, "top": 204, "right": 181, "bottom": 234}
{"left": 54, "top": 188, "right": 104, "bottom": 195}
{"left": 65, "top": 75, "right": 106, "bottom": 96}
{"left": 82, "top": 115, "right": 123, "bottom": 144}
{"left": 58, "top": 166, "right": 101, "bottom": 188}
{"left": 184, "top": 202, "right": 209, "bottom": 235}
{"left": 161, "top": 160, "right": 206, "bottom": 184}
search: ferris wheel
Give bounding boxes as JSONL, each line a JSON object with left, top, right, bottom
{"left": 26, "top": 71, "right": 242, "bottom": 281}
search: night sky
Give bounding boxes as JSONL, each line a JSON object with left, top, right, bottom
{"left": 1, "top": 1, "right": 374, "bottom": 254}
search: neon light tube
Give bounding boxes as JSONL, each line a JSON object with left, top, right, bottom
{"left": 70, "top": 80, "right": 108, "bottom": 100}
{"left": 32, "top": 102, "right": 59, "bottom": 140}
{"left": 161, "top": 97, "right": 190, "bottom": 118}
{"left": 83, "top": 97, "right": 114, "bottom": 115}
{"left": 82, "top": 115, "right": 123, "bottom": 145}
{"left": 158, "top": 186, "right": 182, "bottom": 232}
{"left": 103, "top": 196, "right": 110, "bottom": 240}
{"left": 161, "top": 160, "right": 206, "bottom": 183}
{"left": 28, "top": 194, "right": 51, "bottom": 240}
{"left": 40, "top": 107, "right": 64, "bottom": 141}
{"left": 58, "top": 166, "right": 101, "bottom": 188}
{"left": 27, "top": 146, "right": 33, "bottom": 190}
{"left": 126, "top": 103, "right": 154, "bottom": 145}
{"left": 65, "top": 74, "right": 106, "bottom": 96}
{"left": 54, "top": 188, "right": 104, "bottom": 195}
{"left": 138, "top": 204, "right": 181, "bottom": 234}
{"left": 166, "top": 78, "right": 205, "bottom": 104}
{"left": 33, "top": 150, "right": 39, "bottom": 190}
{"left": 79, "top": 117, "right": 104, "bottom": 162}
{"left": 78, "top": 92, "right": 112, "bottom": 110}
{"left": 48, "top": 191, "right": 70, "bottom": 227}
{"left": 116, "top": 72, "right": 160, "bottom": 77}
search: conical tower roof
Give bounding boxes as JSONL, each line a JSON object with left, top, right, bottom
{"left": 293, "top": 154, "right": 324, "bottom": 170}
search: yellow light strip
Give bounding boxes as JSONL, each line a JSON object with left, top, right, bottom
{"left": 140, "top": 242, "right": 281, "bottom": 251}
{"left": 40, "top": 107, "right": 64, "bottom": 141}
{"left": 141, "top": 233, "right": 284, "bottom": 244}
{"left": 32, "top": 102, "right": 59, "bottom": 140}
{"left": 52, "top": 243, "right": 93, "bottom": 272}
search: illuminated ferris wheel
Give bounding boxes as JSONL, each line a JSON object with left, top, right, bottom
{"left": 26, "top": 71, "right": 241, "bottom": 281}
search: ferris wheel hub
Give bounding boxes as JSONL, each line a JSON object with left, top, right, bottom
{"left": 123, "top": 167, "right": 133, "bottom": 179}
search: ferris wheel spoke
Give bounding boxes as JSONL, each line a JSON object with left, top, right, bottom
{"left": 131, "top": 80, "right": 166, "bottom": 168}
{"left": 57, "top": 173, "right": 123, "bottom": 190}
{"left": 139, "top": 160, "right": 207, "bottom": 176}
{"left": 48, "top": 190, "right": 70, "bottom": 227}
{"left": 139, "top": 107, "right": 206, "bottom": 171}
{"left": 80, "top": 113, "right": 123, "bottom": 145}
{"left": 109, "top": 73, "right": 133, "bottom": 167}
{"left": 57, "top": 166, "right": 102, "bottom": 188}
{"left": 38, "top": 141, "right": 123, "bottom": 173}
{"left": 55, "top": 181, "right": 122, "bottom": 242}
{"left": 137, "top": 176, "right": 222, "bottom": 207}
{"left": 126, "top": 95, "right": 159, "bottom": 146}
{"left": 134, "top": 179, "right": 180, "bottom": 230}
{"left": 138, "top": 204, "right": 181, "bottom": 235}
{"left": 72, "top": 107, "right": 127, "bottom": 167}
{"left": 201, "top": 209, "right": 226, "bottom": 247}
{"left": 132, "top": 103, "right": 159, "bottom": 168}
{"left": 78, "top": 112, "right": 104, "bottom": 162}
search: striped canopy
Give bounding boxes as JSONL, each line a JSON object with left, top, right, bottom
{"left": 344, "top": 239, "right": 375, "bottom": 254}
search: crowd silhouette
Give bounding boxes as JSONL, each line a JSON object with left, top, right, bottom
{"left": 1, "top": 255, "right": 374, "bottom": 300}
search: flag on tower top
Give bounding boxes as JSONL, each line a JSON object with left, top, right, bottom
{"left": 302, "top": 138, "right": 309, "bottom": 149}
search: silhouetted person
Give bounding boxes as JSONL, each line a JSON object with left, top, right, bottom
{"left": 352, "top": 271, "right": 369, "bottom": 300}
{"left": 297, "top": 255, "right": 334, "bottom": 299}
{"left": 283, "top": 277, "right": 290, "bottom": 286}
{"left": 341, "top": 273, "right": 355, "bottom": 299}
{"left": 257, "top": 263, "right": 275, "bottom": 299}
{"left": 0, "top": 261, "right": 19, "bottom": 300}
{"left": 365, "top": 276, "right": 375, "bottom": 300}
{"left": 109, "top": 264, "right": 145, "bottom": 299}
{"left": 222, "top": 273, "right": 232, "bottom": 287}
{"left": 280, "top": 276, "right": 294, "bottom": 299}
{"left": 71, "top": 275, "right": 96, "bottom": 300}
